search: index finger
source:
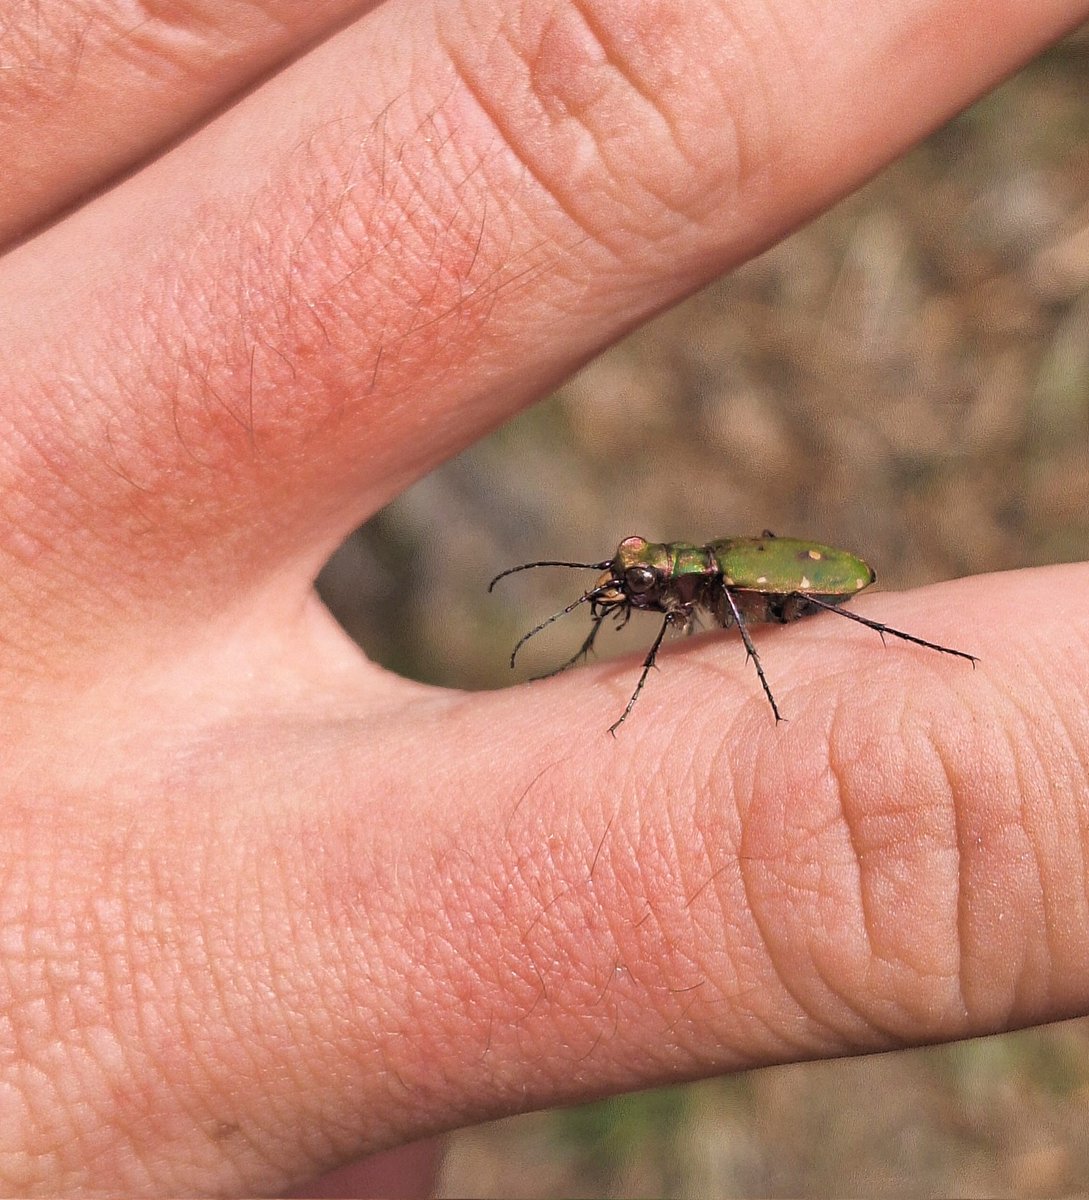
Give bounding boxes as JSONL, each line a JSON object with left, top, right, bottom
{"left": 0, "top": 0, "right": 1085, "bottom": 648}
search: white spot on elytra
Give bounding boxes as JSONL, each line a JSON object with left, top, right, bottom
{"left": 855, "top": 577, "right": 865, "bottom": 589}
{"left": 800, "top": 575, "right": 811, "bottom": 589}
{"left": 756, "top": 575, "right": 767, "bottom": 584}
{"left": 808, "top": 549, "right": 822, "bottom": 560}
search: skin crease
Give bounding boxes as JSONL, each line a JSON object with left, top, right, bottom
{"left": 1, "top": 0, "right": 1089, "bottom": 1195}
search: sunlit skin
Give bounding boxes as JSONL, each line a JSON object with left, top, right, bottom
{"left": 493, "top": 534, "right": 977, "bottom": 732}
{"left": 2, "top": 2, "right": 1089, "bottom": 1196}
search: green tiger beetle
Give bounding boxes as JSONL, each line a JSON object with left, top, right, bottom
{"left": 489, "top": 533, "right": 978, "bottom": 735}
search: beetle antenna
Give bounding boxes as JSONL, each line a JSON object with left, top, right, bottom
{"left": 509, "top": 591, "right": 597, "bottom": 668}
{"left": 489, "top": 560, "right": 610, "bottom": 592}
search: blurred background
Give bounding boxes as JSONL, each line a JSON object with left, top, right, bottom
{"left": 317, "top": 28, "right": 1089, "bottom": 1199}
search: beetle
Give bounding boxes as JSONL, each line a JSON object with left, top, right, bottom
{"left": 489, "top": 533, "right": 977, "bottom": 734}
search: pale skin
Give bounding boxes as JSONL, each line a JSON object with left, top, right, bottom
{"left": 3, "top": 1, "right": 1089, "bottom": 1195}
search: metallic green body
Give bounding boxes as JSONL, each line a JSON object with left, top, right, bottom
{"left": 604, "top": 534, "right": 875, "bottom": 632}
{"left": 708, "top": 536, "right": 874, "bottom": 597}
{"left": 613, "top": 534, "right": 874, "bottom": 602}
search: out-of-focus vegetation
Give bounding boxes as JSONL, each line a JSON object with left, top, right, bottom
{"left": 317, "top": 29, "right": 1089, "bottom": 1199}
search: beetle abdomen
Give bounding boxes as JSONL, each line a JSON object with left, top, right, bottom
{"left": 708, "top": 537, "right": 875, "bottom": 597}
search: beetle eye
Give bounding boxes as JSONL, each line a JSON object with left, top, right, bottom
{"left": 625, "top": 565, "right": 656, "bottom": 593}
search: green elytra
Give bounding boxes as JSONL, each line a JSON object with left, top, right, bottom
{"left": 489, "top": 533, "right": 977, "bottom": 735}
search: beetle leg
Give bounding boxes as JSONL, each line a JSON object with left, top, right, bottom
{"left": 531, "top": 604, "right": 612, "bottom": 680}
{"left": 720, "top": 587, "right": 784, "bottom": 722}
{"left": 608, "top": 615, "right": 672, "bottom": 736}
{"left": 794, "top": 594, "right": 978, "bottom": 664}
{"left": 509, "top": 590, "right": 595, "bottom": 667}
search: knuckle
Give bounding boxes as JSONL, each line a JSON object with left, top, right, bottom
{"left": 437, "top": 0, "right": 779, "bottom": 257}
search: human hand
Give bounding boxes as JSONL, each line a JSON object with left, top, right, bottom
{"left": 4, "top": 1, "right": 1089, "bottom": 1194}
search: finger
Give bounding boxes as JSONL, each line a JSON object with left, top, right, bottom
{"left": 0, "top": 0, "right": 381, "bottom": 244}
{"left": 299, "top": 567, "right": 1089, "bottom": 1151}
{"left": 21, "top": 565, "right": 1089, "bottom": 1192}
{"left": 2, "top": 2, "right": 1086, "bottom": 637}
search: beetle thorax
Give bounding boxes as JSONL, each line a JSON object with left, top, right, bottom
{"left": 606, "top": 538, "right": 717, "bottom": 613}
